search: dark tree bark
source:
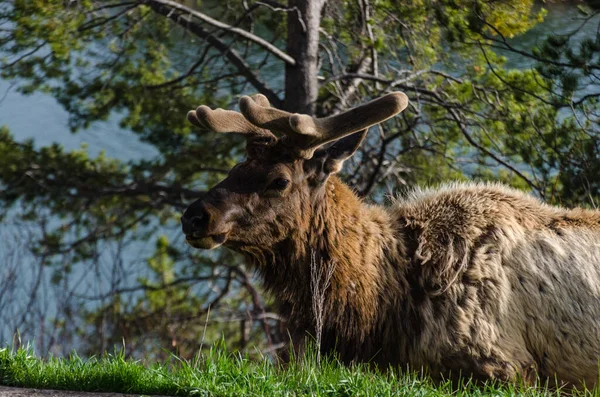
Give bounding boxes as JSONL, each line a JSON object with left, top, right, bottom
{"left": 284, "top": 0, "right": 326, "bottom": 115}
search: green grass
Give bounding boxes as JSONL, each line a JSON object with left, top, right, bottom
{"left": 0, "top": 346, "right": 597, "bottom": 396}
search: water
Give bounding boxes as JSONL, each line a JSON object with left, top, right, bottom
{"left": 0, "top": 3, "right": 596, "bottom": 354}
{"left": 0, "top": 69, "right": 162, "bottom": 352}
{"left": 503, "top": 4, "right": 600, "bottom": 70}
{"left": 0, "top": 82, "right": 158, "bottom": 160}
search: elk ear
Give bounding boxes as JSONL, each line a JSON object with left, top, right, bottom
{"left": 322, "top": 129, "right": 368, "bottom": 174}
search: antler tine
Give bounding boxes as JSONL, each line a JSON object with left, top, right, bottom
{"left": 249, "top": 93, "right": 270, "bottom": 108}
{"left": 239, "top": 95, "right": 298, "bottom": 135}
{"left": 290, "top": 92, "right": 409, "bottom": 149}
{"left": 187, "top": 94, "right": 275, "bottom": 138}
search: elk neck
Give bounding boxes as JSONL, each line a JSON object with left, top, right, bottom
{"left": 259, "top": 175, "right": 409, "bottom": 341}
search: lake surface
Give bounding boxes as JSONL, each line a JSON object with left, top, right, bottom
{"left": 0, "top": 83, "right": 158, "bottom": 161}
{"left": 0, "top": 3, "right": 597, "bottom": 353}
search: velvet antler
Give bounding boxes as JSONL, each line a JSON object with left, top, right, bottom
{"left": 187, "top": 92, "right": 409, "bottom": 158}
{"left": 238, "top": 92, "right": 409, "bottom": 158}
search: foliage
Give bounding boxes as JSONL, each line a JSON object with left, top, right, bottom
{"left": 1, "top": 0, "right": 600, "bottom": 359}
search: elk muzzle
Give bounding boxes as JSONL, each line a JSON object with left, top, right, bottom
{"left": 181, "top": 192, "right": 233, "bottom": 249}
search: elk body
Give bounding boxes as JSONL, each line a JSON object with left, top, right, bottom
{"left": 181, "top": 92, "right": 600, "bottom": 388}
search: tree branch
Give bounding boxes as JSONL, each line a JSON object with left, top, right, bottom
{"left": 144, "top": 45, "right": 211, "bottom": 89}
{"left": 143, "top": 0, "right": 282, "bottom": 107}
{"left": 322, "top": 70, "right": 429, "bottom": 90}
{"left": 78, "top": 4, "right": 138, "bottom": 32}
{"left": 78, "top": 275, "right": 220, "bottom": 300}
{"left": 331, "top": 56, "right": 372, "bottom": 113}
{"left": 141, "top": 0, "right": 295, "bottom": 66}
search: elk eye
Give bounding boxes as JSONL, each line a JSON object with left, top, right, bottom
{"left": 269, "top": 178, "right": 290, "bottom": 190}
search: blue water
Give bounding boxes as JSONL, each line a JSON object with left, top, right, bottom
{"left": 0, "top": 82, "right": 158, "bottom": 160}
{"left": 0, "top": 76, "right": 161, "bottom": 352}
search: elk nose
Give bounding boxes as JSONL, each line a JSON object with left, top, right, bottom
{"left": 181, "top": 210, "right": 208, "bottom": 235}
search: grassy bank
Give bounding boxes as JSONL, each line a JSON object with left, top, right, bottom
{"left": 0, "top": 346, "right": 595, "bottom": 396}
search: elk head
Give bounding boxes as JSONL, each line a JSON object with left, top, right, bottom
{"left": 181, "top": 92, "right": 408, "bottom": 251}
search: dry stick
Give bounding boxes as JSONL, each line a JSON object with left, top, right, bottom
{"left": 195, "top": 305, "right": 211, "bottom": 369}
{"left": 310, "top": 250, "right": 336, "bottom": 365}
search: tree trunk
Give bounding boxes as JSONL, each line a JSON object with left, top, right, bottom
{"left": 284, "top": 0, "right": 325, "bottom": 115}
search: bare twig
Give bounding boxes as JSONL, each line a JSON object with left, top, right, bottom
{"left": 310, "top": 250, "right": 335, "bottom": 364}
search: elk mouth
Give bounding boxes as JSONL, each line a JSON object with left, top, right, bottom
{"left": 185, "top": 232, "right": 228, "bottom": 250}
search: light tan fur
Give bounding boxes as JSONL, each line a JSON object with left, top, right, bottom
{"left": 250, "top": 178, "right": 600, "bottom": 387}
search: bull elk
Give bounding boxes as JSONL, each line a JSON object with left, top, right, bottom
{"left": 181, "top": 92, "right": 600, "bottom": 388}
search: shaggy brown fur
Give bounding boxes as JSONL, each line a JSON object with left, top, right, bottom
{"left": 181, "top": 93, "right": 600, "bottom": 388}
